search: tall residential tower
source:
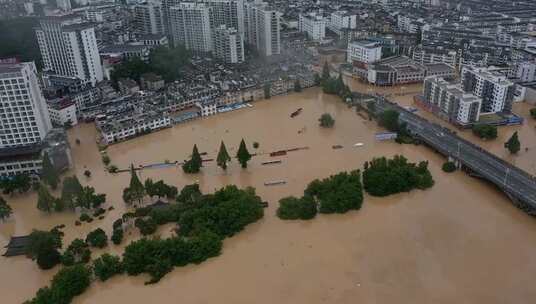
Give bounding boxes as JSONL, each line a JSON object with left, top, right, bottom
{"left": 245, "top": 1, "right": 280, "bottom": 57}
{"left": 36, "top": 15, "right": 103, "bottom": 85}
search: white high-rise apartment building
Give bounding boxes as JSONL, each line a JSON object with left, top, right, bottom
{"left": 423, "top": 76, "right": 482, "bottom": 125}
{"left": 245, "top": 1, "right": 280, "bottom": 57}
{"left": 329, "top": 10, "right": 357, "bottom": 34}
{"left": 347, "top": 40, "right": 382, "bottom": 64}
{"left": 198, "top": 0, "right": 245, "bottom": 36}
{"left": 135, "top": 2, "right": 166, "bottom": 35}
{"left": 515, "top": 61, "right": 536, "bottom": 82}
{"left": 36, "top": 15, "right": 103, "bottom": 85}
{"left": 299, "top": 13, "right": 326, "bottom": 41}
{"left": 0, "top": 62, "right": 52, "bottom": 149}
{"left": 169, "top": 2, "right": 213, "bottom": 53}
{"left": 214, "top": 25, "right": 244, "bottom": 63}
{"left": 461, "top": 66, "right": 515, "bottom": 113}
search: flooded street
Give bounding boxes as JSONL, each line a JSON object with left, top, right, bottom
{"left": 2, "top": 87, "right": 536, "bottom": 303}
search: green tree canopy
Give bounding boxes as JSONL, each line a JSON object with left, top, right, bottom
{"left": 41, "top": 152, "right": 59, "bottom": 189}
{"left": 37, "top": 183, "right": 55, "bottom": 213}
{"left": 472, "top": 124, "right": 497, "bottom": 140}
{"left": 182, "top": 145, "right": 203, "bottom": 174}
{"left": 27, "top": 264, "right": 92, "bottom": 304}
{"left": 319, "top": 113, "right": 335, "bottom": 128}
{"left": 26, "top": 229, "right": 62, "bottom": 270}
{"left": 304, "top": 170, "right": 363, "bottom": 214}
{"left": 530, "top": 108, "right": 536, "bottom": 119}
{"left": 76, "top": 186, "right": 106, "bottom": 210}
{"left": 216, "top": 141, "right": 231, "bottom": 170}
{"left": 378, "top": 110, "right": 400, "bottom": 132}
{"left": 236, "top": 139, "right": 252, "bottom": 169}
{"left": 61, "top": 176, "right": 83, "bottom": 210}
{"left": 149, "top": 45, "right": 191, "bottom": 82}
{"left": 93, "top": 253, "right": 123, "bottom": 282}
{"left": 0, "top": 174, "right": 31, "bottom": 195}
{"left": 110, "top": 57, "right": 151, "bottom": 86}
{"left": 86, "top": 228, "right": 108, "bottom": 248}
{"left": 363, "top": 155, "right": 434, "bottom": 196}
{"left": 277, "top": 196, "right": 317, "bottom": 220}
{"left": 61, "top": 239, "right": 91, "bottom": 266}
{"left": 0, "top": 196, "right": 12, "bottom": 221}
{"left": 504, "top": 131, "right": 521, "bottom": 154}
{"left": 124, "top": 165, "right": 145, "bottom": 205}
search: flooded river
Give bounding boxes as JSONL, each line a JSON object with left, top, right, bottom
{"left": 1, "top": 87, "right": 536, "bottom": 304}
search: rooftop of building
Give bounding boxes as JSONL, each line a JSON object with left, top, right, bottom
{"left": 349, "top": 39, "right": 382, "bottom": 48}
{"left": 425, "top": 63, "right": 455, "bottom": 73}
{"left": 47, "top": 97, "right": 76, "bottom": 110}
{"left": 100, "top": 44, "right": 150, "bottom": 53}
{"left": 0, "top": 63, "right": 24, "bottom": 75}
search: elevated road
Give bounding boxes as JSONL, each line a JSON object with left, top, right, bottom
{"left": 366, "top": 94, "right": 536, "bottom": 215}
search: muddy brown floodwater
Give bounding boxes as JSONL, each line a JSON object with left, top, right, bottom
{"left": 2, "top": 87, "right": 536, "bottom": 304}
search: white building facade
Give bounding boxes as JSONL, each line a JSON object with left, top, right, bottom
{"left": 0, "top": 62, "right": 52, "bottom": 148}
{"left": 0, "top": 62, "right": 54, "bottom": 178}
{"left": 245, "top": 1, "right": 280, "bottom": 57}
{"left": 36, "top": 15, "right": 103, "bottom": 85}
{"left": 328, "top": 10, "right": 356, "bottom": 35}
{"left": 135, "top": 3, "right": 166, "bottom": 35}
{"left": 169, "top": 2, "right": 213, "bottom": 53}
{"left": 299, "top": 13, "right": 326, "bottom": 41}
{"left": 461, "top": 66, "right": 515, "bottom": 114}
{"left": 347, "top": 40, "right": 382, "bottom": 64}
{"left": 47, "top": 99, "right": 78, "bottom": 127}
{"left": 213, "top": 25, "right": 245, "bottom": 64}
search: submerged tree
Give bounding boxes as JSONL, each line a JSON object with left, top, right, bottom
{"left": 37, "top": 184, "right": 55, "bottom": 213}
{"left": 322, "top": 61, "right": 330, "bottom": 81}
{"left": 236, "top": 139, "right": 252, "bottom": 169}
{"left": 504, "top": 131, "right": 521, "bottom": 154}
{"left": 0, "top": 196, "right": 12, "bottom": 221}
{"left": 61, "top": 176, "right": 83, "bottom": 210}
{"left": 123, "top": 165, "right": 145, "bottom": 206}
{"left": 319, "top": 113, "right": 335, "bottom": 128}
{"left": 41, "top": 152, "right": 59, "bottom": 189}
{"left": 182, "top": 145, "right": 202, "bottom": 174}
{"left": 217, "top": 141, "right": 231, "bottom": 170}
{"left": 27, "top": 229, "right": 62, "bottom": 270}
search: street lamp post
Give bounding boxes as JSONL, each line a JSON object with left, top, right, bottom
{"left": 504, "top": 167, "right": 510, "bottom": 187}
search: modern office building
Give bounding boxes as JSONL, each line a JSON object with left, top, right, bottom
{"left": 347, "top": 40, "right": 382, "bottom": 64}
{"left": 298, "top": 13, "right": 326, "bottom": 41}
{"left": 245, "top": 1, "right": 280, "bottom": 57}
{"left": 135, "top": 2, "right": 166, "bottom": 35}
{"left": 213, "top": 25, "right": 244, "bottom": 64}
{"left": 169, "top": 2, "right": 213, "bottom": 53}
{"left": 36, "top": 15, "right": 103, "bottom": 85}
{"left": 461, "top": 66, "right": 515, "bottom": 113}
